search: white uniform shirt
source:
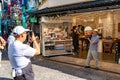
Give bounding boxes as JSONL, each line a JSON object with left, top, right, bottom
{"left": 8, "top": 40, "right": 36, "bottom": 69}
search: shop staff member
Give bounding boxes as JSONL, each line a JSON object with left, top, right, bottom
{"left": 8, "top": 26, "right": 40, "bottom": 80}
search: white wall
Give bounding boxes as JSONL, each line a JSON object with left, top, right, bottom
{"left": 41, "top": 16, "right": 73, "bottom": 23}
{"left": 114, "top": 11, "right": 120, "bottom": 38}
{"left": 39, "top": 0, "right": 94, "bottom": 10}
{"left": 48, "top": 0, "right": 93, "bottom": 7}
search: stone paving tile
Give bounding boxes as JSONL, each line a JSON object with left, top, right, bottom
{"left": 33, "top": 64, "right": 86, "bottom": 80}
{"left": 0, "top": 57, "right": 120, "bottom": 80}
{"left": 49, "top": 56, "right": 120, "bottom": 74}
{"left": 0, "top": 60, "right": 86, "bottom": 80}
{"left": 32, "top": 59, "right": 120, "bottom": 80}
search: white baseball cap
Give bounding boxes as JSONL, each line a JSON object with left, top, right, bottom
{"left": 13, "top": 26, "right": 30, "bottom": 35}
{"left": 84, "top": 26, "right": 92, "bottom": 31}
{"left": 93, "top": 29, "right": 98, "bottom": 32}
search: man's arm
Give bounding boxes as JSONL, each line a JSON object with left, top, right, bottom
{"left": 0, "top": 36, "right": 6, "bottom": 48}
{"left": 32, "top": 33, "right": 40, "bottom": 56}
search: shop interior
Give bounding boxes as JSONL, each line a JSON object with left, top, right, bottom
{"left": 39, "top": 9, "right": 120, "bottom": 63}
{"left": 70, "top": 9, "right": 120, "bottom": 63}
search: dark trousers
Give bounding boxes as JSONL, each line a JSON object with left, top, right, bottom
{"left": 14, "top": 63, "right": 34, "bottom": 80}
{"left": 73, "top": 44, "right": 79, "bottom": 52}
{"left": 73, "top": 40, "right": 79, "bottom": 52}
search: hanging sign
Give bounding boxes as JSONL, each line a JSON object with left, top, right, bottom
{"left": 30, "top": 17, "right": 37, "bottom": 23}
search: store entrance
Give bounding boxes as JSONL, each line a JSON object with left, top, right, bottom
{"left": 68, "top": 10, "right": 120, "bottom": 64}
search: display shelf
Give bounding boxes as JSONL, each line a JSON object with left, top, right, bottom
{"left": 41, "top": 22, "right": 73, "bottom": 56}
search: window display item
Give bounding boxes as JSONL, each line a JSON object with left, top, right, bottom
{"left": 42, "top": 25, "right": 73, "bottom": 56}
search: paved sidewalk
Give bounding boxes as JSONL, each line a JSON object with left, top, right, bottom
{"left": 48, "top": 56, "right": 120, "bottom": 74}
{"left": 0, "top": 58, "right": 120, "bottom": 80}
{"left": 0, "top": 51, "right": 120, "bottom": 80}
{"left": 0, "top": 60, "right": 86, "bottom": 80}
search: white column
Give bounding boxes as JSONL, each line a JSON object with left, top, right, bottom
{"left": 72, "top": 16, "right": 76, "bottom": 26}
{"left": 107, "top": 12, "right": 113, "bottom": 37}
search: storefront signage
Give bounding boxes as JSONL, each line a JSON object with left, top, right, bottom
{"left": 30, "top": 17, "right": 37, "bottom": 23}
{"left": 41, "top": 17, "right": 72, "bottom": 23}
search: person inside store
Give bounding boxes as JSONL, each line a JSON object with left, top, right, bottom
{"left": 78, "top": 25, "right": 85, "bottom": 35}
{"left": 85, "top": 28, "right": 99, "bottom": 70}
{"left": 84, "top": 26, "right": 93, "bottom": 50}
{"left": 8, "top": 26, "right": 40, "bottom": 80}
{"left": 71, "top": 26, "right": 79, "bottom": 55}
{"left": 0, "top": 36, "right": 6, "bottom": 67}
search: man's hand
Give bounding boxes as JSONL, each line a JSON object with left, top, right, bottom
{"left": 90, "top": 41, "right": 93, "bottom": 44}
{"left": 0, "top": 46, "right": 4, "bottom": 49}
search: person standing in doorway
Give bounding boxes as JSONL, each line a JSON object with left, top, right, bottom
{"left": 85, "top": 29, "right": 99, "bottom": 70}
{"left": 78, "top": 25, "right": 85, "bottom": 35}
{"left": 8, "top": 26, "right": 40, "bottom": 80}
{"left": 71, "top": 26, "right": 79, "bottom": 55}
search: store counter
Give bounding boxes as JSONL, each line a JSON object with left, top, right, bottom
{"left": 45, "top": 39, "right": 72, "bottom": 51}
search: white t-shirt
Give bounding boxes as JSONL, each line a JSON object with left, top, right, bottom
{"left": 8, "top": 40, "right": 36, "bottom": 69}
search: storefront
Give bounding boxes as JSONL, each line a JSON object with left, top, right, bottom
{"left": 40, "top": 16, "right": 73, "bottom": 56}
{"left": 27, "top": 0, "right": 120, "bottom": 63}
{"left": 69, "top": 9, "right": 120, "bottom": 63}
{"left": 71, "top": 9, "right": 120, "bottom": 38}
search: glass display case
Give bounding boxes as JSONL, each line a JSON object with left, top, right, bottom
{"left": 41, "top": 23, "right": 73, "bottom": 56}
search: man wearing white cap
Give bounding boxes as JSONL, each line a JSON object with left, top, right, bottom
{"left": 8, "top": 26, "right": 40, "bottom": 80}
{"left": 84, "top": 26, "right": 93, "bottom": 50}
{"left": 84, "top": 26, "right": 93, "bottom": 36}
{"left": 85, "top": 29, "right": 99, "bottom": 70}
